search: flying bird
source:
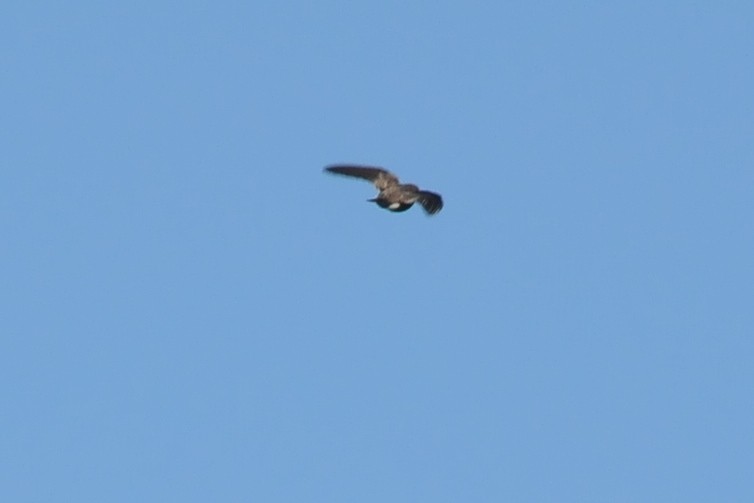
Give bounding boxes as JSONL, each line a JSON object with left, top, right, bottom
{"left": 324, "top": 164, "right": 443, "bottom": 215}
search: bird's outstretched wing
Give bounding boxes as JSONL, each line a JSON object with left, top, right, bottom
{"left": 324, "top": 165, "right": 400, "bottom": 190}
{"left": 416, "top": 191, "right": 443, "bottom": 215}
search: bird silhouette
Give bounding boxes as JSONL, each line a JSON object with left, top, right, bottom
{"left": 324, "top": 165, "right": 443, "bottom": 215}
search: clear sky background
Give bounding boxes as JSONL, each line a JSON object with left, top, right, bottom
{"left": 3, "top": 1, "right": 753, "bottom": 501}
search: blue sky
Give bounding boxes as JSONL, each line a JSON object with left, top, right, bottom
{"left": 3, "top": 1, "right": 753, "bottom": 501}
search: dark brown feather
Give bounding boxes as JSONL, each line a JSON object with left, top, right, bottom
{"left": 417, "top": 191, "right": 443, "bottom": 215}
{"left": 324, "top": 165, "right": 399, "bottom": 190}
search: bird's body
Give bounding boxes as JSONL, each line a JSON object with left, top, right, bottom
{"left": 324, "top": 165, "right": 443, "bottom": 215}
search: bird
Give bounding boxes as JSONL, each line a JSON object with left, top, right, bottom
{"left": 324, "top": 164, "right": 443, "bottom": 215}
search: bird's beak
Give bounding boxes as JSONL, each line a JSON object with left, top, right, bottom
{"left": 367, "top": 198, "right": 377, "bottom": 203}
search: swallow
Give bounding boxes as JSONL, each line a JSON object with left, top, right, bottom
{"left": 324, "top": 164, "right": 443, "bottom": 215}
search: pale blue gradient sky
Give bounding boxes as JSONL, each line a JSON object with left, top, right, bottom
{"left": 3, "top": 1, "right": 753, "bottom": 501}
